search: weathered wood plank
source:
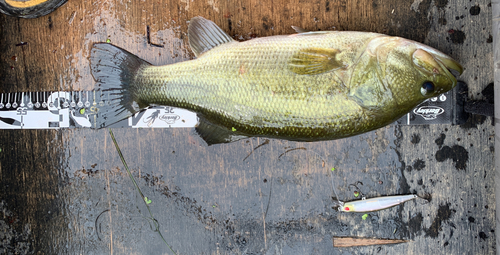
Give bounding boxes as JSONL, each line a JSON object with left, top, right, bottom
{"left": 0, "top": 0, "right": 494, "bottom": 254}
{"left": 492, "top": 1, "right": 500, "bottom": 254}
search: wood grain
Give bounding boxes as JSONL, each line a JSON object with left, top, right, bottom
{"left": 333, "top": 237, "right": 408, "bottom": 247}
{"left": 0, "top": 0, "right": 495, "bottom": 254}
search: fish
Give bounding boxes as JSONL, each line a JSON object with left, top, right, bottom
{"left": 90, "top": 17, "right": 463, "bottom": 145}
{"left": 338, "top": 194, "right": 418, "bottom": 212}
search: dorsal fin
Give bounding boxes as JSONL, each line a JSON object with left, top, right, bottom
{"left": 188, "top": 17, "right": 235, "bottom": 57}
{"left": 291, "top": 26, "right": 310, "bottom": 33}
{"left": 291, "top": 26, "right": 332, "bottom": 35}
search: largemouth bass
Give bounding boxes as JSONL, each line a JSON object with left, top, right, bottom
{"left": 90, "top": 17, "right": 463, "bottom": 145}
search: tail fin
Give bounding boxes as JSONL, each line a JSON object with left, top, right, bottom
{"left": 90, "top": 43, "right": 151, "bottom": 128}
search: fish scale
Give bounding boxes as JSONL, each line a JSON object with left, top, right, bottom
{"left": 137, "top": 37, "right": 365, "bottom": 129}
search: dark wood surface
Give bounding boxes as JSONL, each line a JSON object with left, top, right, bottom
{"left": 0, "top": 0, "right": 495, "bottom": 254}
{"left": 494, "top": 0, "right": 500, "bottom": 253}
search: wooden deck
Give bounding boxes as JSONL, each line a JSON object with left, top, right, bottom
{"left": 0, "top": 0, "right": 495, "bottom": 254}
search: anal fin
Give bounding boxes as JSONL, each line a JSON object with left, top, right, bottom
{"left": 195, "top": 117, "right": 248, "bottom": 146}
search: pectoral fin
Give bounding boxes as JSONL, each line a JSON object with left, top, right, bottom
{"left": 289, "top": 48, "right": 344, "bottom": 75}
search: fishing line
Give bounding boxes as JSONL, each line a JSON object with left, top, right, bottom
{"left": 277, "top": 147, "right": 307, "bottom": 159}
{"left": 94, "top": 209, "right": 159, "bottom": 241}
{"left": 329, "top": 168, "right": 343, "bottom": 206}
{"left": 109, "top": 129, "right": 177, "bottom": 255}
{"left": 95, "top": 209, "right": 110, "bottom": 241}
{"left": 277, "top": 147, "right": 326, "bottom": 167}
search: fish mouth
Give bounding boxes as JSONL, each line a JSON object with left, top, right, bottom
{"left": 432, "top": 53, "right": 464, "bottom": 79}
{"left": 416, "top": 44, "right": 464, "bottom": 86}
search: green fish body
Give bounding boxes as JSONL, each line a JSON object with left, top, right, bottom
{"left": 91, "top": 17, "right": 462, "bottom": 145}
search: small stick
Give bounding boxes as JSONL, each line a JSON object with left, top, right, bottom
{"left": 147, "top": 25, "right": 164, "bottom": 48}
{"left": 277, "top": 147, "right": 307, "bottom": 159}
{"left": 333, "top": 237, "right": 408, "bottom": 247}
{"left": 243, "top": 139, "right": 269, "bottom": 161}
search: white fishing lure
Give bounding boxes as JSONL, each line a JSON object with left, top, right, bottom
{"left": 338, "top": 194, "right": 418, "bottom": 212}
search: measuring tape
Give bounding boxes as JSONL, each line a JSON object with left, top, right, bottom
{"left": 0, "top": 86, "right": 465, "bottom": 129}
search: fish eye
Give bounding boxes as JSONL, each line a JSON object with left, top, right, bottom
{"left": 420, "top": 81, "right": 435, "bottom": 96}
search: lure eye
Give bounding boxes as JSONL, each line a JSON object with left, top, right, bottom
{"left": 421, "top": 81, "right": 435, "bottom": 96}
{"left": 344, "top": 207, "right": 350, "bottom": 211}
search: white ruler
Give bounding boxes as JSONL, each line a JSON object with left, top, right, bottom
{"left": 0, "top": 91, "right": 198, "bottom": 129}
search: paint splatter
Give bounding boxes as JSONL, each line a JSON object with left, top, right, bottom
{"left": 470, "top": 5, "right": 481, "bottom": 15}
{"left": 434, "top": 0, "right": 448, "bottom": 8}
{"left": 413, "top": 159, "right": 426, "bottom": 171}
{"left": 409, "top": 212, "right": 423, "bottom": 234}
{"left": 435, "top": 145, "right": 469, "bottom": 170}
{"left": 435, "top": 133, "right": 446, "bottom": 147}
{"left": 425, "top": 203, "right": 453, "bottom": 238}
{"left": 479, "top": 232, "right": 488, "bottom": 241}
{"left": 448, "top": 30, "right": 466, "bottom": 44}
{"left": 410, "top": 134, "right": 421, "bottom": 144}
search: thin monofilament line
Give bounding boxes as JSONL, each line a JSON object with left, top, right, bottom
{"left": 329, "top": 169, "right": 343, "bottom": 205}
{"left": 109, "top": 129, "right": 177, "bottom": 255}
